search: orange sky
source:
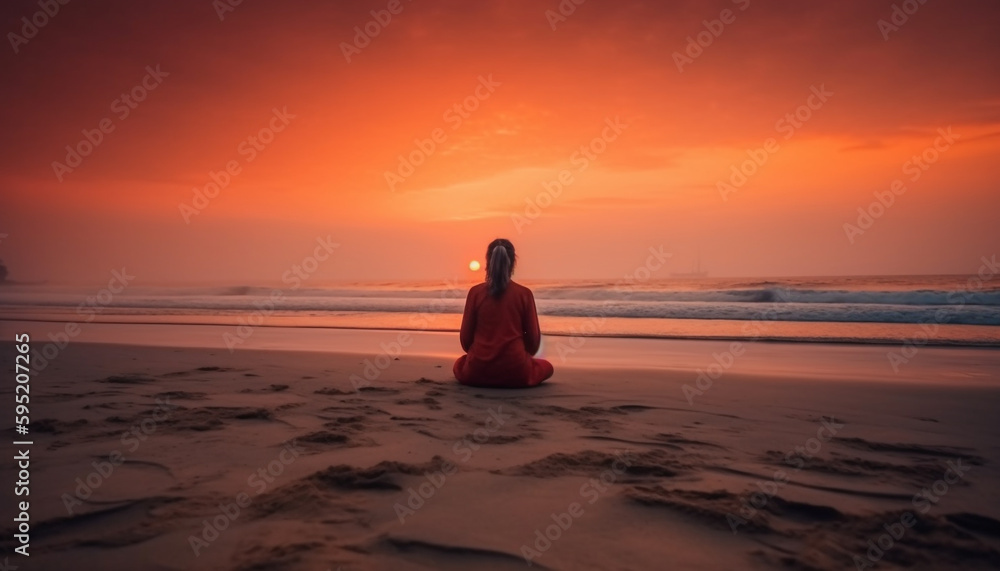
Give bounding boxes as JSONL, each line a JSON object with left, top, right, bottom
{"left": 1, "top": 0, "right": 998, "bottom": 284}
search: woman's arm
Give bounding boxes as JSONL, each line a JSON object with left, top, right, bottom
{"left": 522, "top": 289, "right": 542, "bottom": 355}
{"left": 459, "top": 288, "right": 477, "bottom": 352}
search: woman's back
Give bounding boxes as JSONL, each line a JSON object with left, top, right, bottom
{"left": 453, "top": 238, "right": 553, "bottom": 388}
{"left": 460, "top": 281, "right": 540, "bottom": 363}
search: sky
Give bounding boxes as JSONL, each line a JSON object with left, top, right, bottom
{"left": 1, "top": 0, "right": 998, "bottom": 284}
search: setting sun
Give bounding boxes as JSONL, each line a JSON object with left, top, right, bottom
{"left": 469, "top": 260, "right": 481, "bottom": 271}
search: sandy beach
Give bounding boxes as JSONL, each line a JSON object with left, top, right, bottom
{"left": 3, "top": 327, "right": 999, "bottom": 571}
{"left": 4, "top": 0, "right": 1000, "bottom": 568}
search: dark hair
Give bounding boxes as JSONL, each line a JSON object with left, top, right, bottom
{"left": 485, "top": 238, "right": 516, "bottom": 297}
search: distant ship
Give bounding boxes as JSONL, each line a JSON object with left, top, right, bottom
{"left": 671, "top": 252, "right": 708, "bottom": 278}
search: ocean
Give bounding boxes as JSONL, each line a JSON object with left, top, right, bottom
{"left": 2, "top": 275, "right": 999, "bottom": 346}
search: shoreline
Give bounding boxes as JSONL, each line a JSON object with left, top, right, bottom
{"left": 3, "top": 316, "right": 1000, "bottom": 348}
{"left": 3, "top": 321, "right": 1000, "bottom": 388}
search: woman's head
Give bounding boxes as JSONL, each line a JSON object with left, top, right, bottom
{"left": 485, "top": 238, "right": 516, "bottom": 297}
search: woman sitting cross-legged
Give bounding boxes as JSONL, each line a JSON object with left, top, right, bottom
{"left": 453, "top": 238, "right": 554, "bottom": 388}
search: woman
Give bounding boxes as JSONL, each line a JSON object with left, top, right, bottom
{"left": 453, "top": 238, "right": 554, "bottom": 388}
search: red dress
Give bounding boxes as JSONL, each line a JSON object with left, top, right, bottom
{"left": 453, "top": 281, "right": 554, "bottom": 388}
